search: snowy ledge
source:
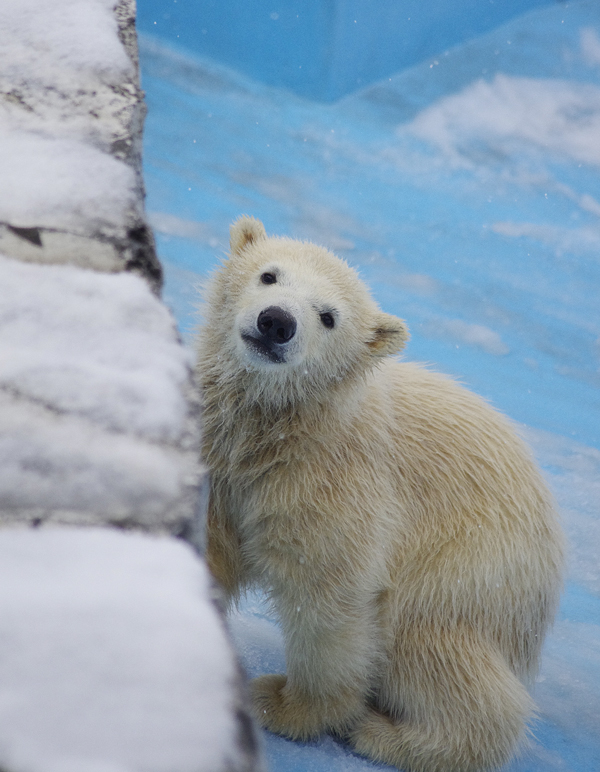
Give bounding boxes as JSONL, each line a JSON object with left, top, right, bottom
{"left": 0, "top": 3, "right": 263, "bottom": 771}
{"left": 0, "top": 0, "right": 202, "bottom": 538}
{"left": 0, "top": 527, "right": 254, "bottom": 772}
{"left": 0, "top": 254, "right": 202, "bottom": 535}
{"left": 0, "top": 0, "right": 162, "bottom": 289}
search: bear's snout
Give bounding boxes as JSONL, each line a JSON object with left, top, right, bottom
{"left": 257, "top": 307, "right": 297, "bottom": 344}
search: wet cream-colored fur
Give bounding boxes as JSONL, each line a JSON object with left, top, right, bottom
{"left": 196, "top": 217, "right": 564, "bottom": 772}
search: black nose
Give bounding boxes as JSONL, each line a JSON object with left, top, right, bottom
{"left": 257, "top": 306, "right": 297, "bottom": 343}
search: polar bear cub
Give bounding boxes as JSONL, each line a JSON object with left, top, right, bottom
{"left": 196, "top": 216, "right": 564, "bottom": 772}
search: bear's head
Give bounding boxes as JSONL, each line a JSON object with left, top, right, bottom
{"left": 202, "top": 216, "right": 409, "bottom": 406}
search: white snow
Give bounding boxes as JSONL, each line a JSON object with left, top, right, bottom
{"left": 0, "top": 0, "right": 140, "bottom": 234}
{"left": 0, "top": 392, "right": 183, "bottom": 517}
{"left": 149, "top": 211, "right": 220, "bottom": 245}
{"left": 423, "top": 317, "right": 510, "bottom": 356}
{"left": 0, "top": 527, "right": 237, "bottom": 772}
{"left": 491, "top": 221, "right": 600, "bottom": 256}
{"left": 0, "top": 132, "right": 137, "bottom": 233}
{"left": 538, "top": 620, "right": 600, "bottom": 739}
{"left": 392, "top": 273, "right": 439, "bottom": 297}
{"left": 406, "top": 73, "right": 600, "bottom": 169}
{"left": 0, "top": 2, "right": 237, "bottom": 770}
{"left": 0, "top": 254, "right": 198, "bottom": 526}
{"left": 577, "top": 192, "right": 600, "bottom": 217}
{"left": 525, "top": 428, "right": 600, "bottom": 595}
{"left": 0, "top": 0, "right": 132, "bottom": 84}
{"left": 580, "top": 27, "right": 600, "bottom": 68}
{"left": 0, "top": 254, "right": 192, "bottom": 441}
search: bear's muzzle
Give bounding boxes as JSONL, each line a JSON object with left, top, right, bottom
{"left": 242, "top": 306, "right": 297, "bottom": 364}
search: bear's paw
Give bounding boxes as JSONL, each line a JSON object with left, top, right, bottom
{"left": 250, "top": 673, "right": 366, "bottom": 741}
{"left": 250, "top": 674, "right": 329, "bottom": 741}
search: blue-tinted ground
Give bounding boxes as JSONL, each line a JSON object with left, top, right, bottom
{"left": 139, "top": 1, "right": 600, "bottom": 769}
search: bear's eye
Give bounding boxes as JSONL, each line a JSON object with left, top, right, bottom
{"left": 261, "top": 272, "right": 277, "bottom": 285}
{"left": 320, "top": 312, "right": 335, "bottom": 329}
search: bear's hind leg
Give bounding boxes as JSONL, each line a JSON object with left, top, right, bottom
{"left": 349, "top": 628, "right": 534, "bottom": 772}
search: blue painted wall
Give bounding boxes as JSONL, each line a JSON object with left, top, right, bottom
{"left": 137, "top": 0, "right": 556, "bottom": 100}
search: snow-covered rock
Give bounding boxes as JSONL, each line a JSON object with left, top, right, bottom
{"left": 0, "top": 254, "right": 202, "bottom": 535}
{"left": 0, "top": 527, "right": 258, "bottom": 772}
{"left": 0, "top": 2, "right": 264, "bottom": 771}
{"left": 0, "top": 0, "right": 201, "bottom": 541}
{"left": 0, "top": 0, "right": 161, "bottom": 288}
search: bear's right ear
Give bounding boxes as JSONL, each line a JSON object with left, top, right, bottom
{"left": 230, "top": 216, "right": 267, "bottom": 256}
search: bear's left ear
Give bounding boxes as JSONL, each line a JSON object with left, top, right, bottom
{"left": 230, "top": 216, "right": 267, "bottom": 256}
{"left": 367, "top": 313, "right": 409, "bottom": 357}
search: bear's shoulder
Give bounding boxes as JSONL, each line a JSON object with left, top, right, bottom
{"left": 371, "top": 358, "right": 525, "bottom": 453}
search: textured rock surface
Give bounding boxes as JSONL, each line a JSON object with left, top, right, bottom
{"left": 0, "top": 527, "right": 260, "bottom": 772}
{"left": 0, "top": 254, "right": 203, "bottom": 536}
{"left": 0, "top": 0, "right": 162, "bottom": 290}
{"left": 0, "top": 0, "right": 200, "bottom": 539}
{"left": 0, "top": 2, "right": 264, "bottom": 771}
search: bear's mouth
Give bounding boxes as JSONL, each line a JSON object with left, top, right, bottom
{"left": 241, "top": 334, "right": 286, "bottom": 364}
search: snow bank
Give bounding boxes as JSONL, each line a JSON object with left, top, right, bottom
{"left": 0, "top": 0, "right": 160, "bottom": 286}
{"left": 0, "top": 1, "right": 264, "bottom": 769}
{"left": 492, "top": 221, "right": 600, "bottom": 257}
{"left": 0, "top": 132, "right": 137, "bottom": 235}
{"left": 580, "top": 26, "right": 600, "bottom": 67}
{"left": 0, "top": 0, "right": 133, "bottom": 83}
{"left": 525, "top": 428, "right": 600, "bottom": 596}
{"left": 0, "top": 254, "right": 200, "bottom": 532}
{"left": 423, "top": 317, "right": 510, "bottom": 356}
{"left": 0, "top": 0, "right": 202, "bottom": 536}
{"left": 148, "top": 212, "right": 220, "bottom": 245}
{"left": 0, "top": 255, "right": 191, "bottom": 441}
{"left": 0, "top": 527, "right": 242, "bottom": 772}
{"left": 406, "top": 73, "right": 600, "bottom": 168}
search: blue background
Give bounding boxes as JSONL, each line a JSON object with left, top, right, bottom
{"left": 137, "top": 0, "right": 556, "bottom": 100}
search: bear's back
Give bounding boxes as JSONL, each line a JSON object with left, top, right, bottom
{"left": 369, "top": 360, "right": 563, "bottom": 677}
{"left": 377, "top": 360, "right": 551, "bottom": 534}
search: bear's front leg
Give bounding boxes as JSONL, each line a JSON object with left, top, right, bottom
{"left": 250, "top": 580, "right": 379, "bottom": 740}
{"left": 206, "top": 497, "right": 249, "bottom": 604}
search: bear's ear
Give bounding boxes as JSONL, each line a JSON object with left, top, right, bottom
{"left": 367, "top": 313, "right": 409, "bottom": 357}
{"left": 230, "top": 216, "right": 267, "bottom": 256}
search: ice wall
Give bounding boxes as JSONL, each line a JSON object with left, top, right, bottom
{"left": 137, "top": 0, "right": 556, "bottom": 101}
{"left": 0, "top": 2, "right": 263, "bottom": 770}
